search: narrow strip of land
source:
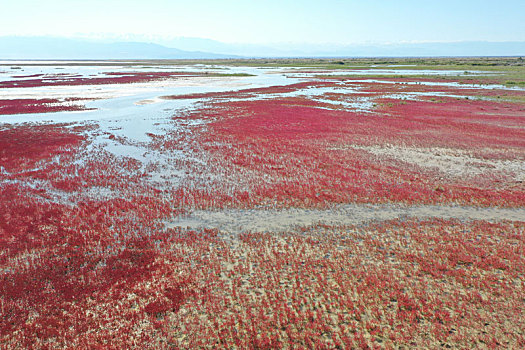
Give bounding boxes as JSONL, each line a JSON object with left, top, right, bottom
{"left": 167, "top": 204, "right": 525, "bottom": 233}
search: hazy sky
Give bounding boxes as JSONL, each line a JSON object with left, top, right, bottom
{"left": 2, "top": 0, "right": 524, "bottom": 44}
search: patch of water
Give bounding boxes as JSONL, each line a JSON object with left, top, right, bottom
{"left": 287, "top": 69, "right": 490, "bottom": 78}
{"left": 341, "top": 78, "right": 525, "bottom": 92}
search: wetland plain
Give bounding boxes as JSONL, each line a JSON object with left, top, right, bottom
{"left": 1, "top": 57, "right": 524, "bottom": 348}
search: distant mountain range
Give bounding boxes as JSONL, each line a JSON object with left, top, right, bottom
{"left": 1, "top": 36, "right": 524, "bottom": 59}
{"left": 0, "top": 37, "right": 237, "bottom": 59}
{"left": 160, "top": 38, "right": 525, "bottom": 58}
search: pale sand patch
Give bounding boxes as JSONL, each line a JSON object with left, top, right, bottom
{"left": 347, "top": 145, "right": 525, "bottom": 181}
{"left": 167, "top": 204, "right": 525, "bottom": 234}
{"left": 135, "top": 98, "right": 163, "bottom": 105}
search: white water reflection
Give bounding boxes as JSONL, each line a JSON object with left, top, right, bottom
{"left": 287, "top": 69, "right": 495, "bottom": 77}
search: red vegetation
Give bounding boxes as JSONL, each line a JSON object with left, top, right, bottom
{"left": 1, "top": 74, "right": 524, "bottom": 348}
{"left": 0, "top": 182, "right": 197, "bottom": 348}
{"left": 0, "top": 124, "right": 85, "bottom": 172}
{"left": 0, "top": 71, "right": 204, "bottom": 89}
{"left": 10, "top": 73, "right": 45, "bottom": 78}
{"left": 374, "top": 96, "right": 525, "bottom": 149}
{"left": 167, "top": 91, "right": 524, "bottom": 208}
{"left": 0, "top": 98, "right": 93, "bottom": 115}
{"left": 170, "top": 220, "right": 525, "bottom": 348}
{"left": 0, "top": 123, "right": 191, "bottom": 347}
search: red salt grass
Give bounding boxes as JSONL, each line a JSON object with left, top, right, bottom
{"left": 375, "top": 97, "right": 525, "bottom": 149}
{"left": 0, "top": 123, "right": 192, "bottom": 348}
{"left": 10, "top": 73, "right": 45, "bottom": 79}
{"left": 0, "top": 123, "right": 85, "bottom": 172}
{"left": 172, "top": 95, "right": 524, "bottom": 208}
{"left": 0, "top": 98, "right": 93, "bottom": 115}
{"left": 0, "top": 182, "right": 197, "bottom": 348}
{"left": 3, "top": 177, "right": 524, "bottom": 348}
{"left": 0, "top": 71, "right": 202, "bottom": 89}
{"left": 167, "top": 220, "right": 525, "bottom": 349}
{"left": 1, "top": 77, "right": 524, "bottom": 348}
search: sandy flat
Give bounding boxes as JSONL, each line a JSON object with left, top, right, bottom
{"left": 167, "top": 203, "right": 525, "bottom": 234}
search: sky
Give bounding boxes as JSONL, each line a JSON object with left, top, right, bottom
{"left": 1, "top": 0, "right": 524, "bottom": 45}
